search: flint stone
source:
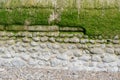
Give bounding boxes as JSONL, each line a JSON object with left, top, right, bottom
{"left": 60, "top": 33, "right": 73, "bottom": 37}
{"left": 106, "top": 44, "right": 113, "bottom": 48}
{"left": 51, "top": 50, "right": 59, "bottom": 54}
{"left": 77, "top": 44, "right": 83, "bottom": 49}
{"left": 73, "top": 50, "right": 83, "bottom": 57}
{"left": 1, "top": 53, "right": 12, "bottom": 58}
{"left": 22, "top": 43, "right": 29, "bottom": 47}
{"left": 107, "top": 66, "right": 118, "bottom": 72}
{"left": 7, "top": 40, "right": 15, "bottom": 45}
{"left": 20, "top": 54, "right": 30, "bottom": 61}
{"left": 102, "top": 54, "right": 116, "bottom": 63}
{"left": 114, "top": 35, "right": 119, "bottom": 40}
{"left": 27, "top": 48, "right": 37, "bottom": 53}
{"left": 80, "top": 39, "right": 89, "bottom": 44}
{"left": 47, "top": 43, "right": 52, "bottom": 49}
{"left": 59, "top": 34, "right": 66, "bottom": 37}
{"left": 69, "top": 37, "right": 79, "bottom": 43}
{"left": 56, "top": 38, "right": 63, "bottom": 42}
{"left": 113, "top": 40, "right": 119, "bottom": 44}
{"left": 11, "top": 58, "right": 26, "bottom": 67}
{"left": 40, "top": 36, "right": 48, "bottom": 42}
{"left": 97, "top": 63, "right": 105, "bottom": 68}
{"left": 30, "top": 42, "right": 38, "bottom": 47}
{"left": 89, "top": 40, "right": 95, "bottom": 44}
{"left": 40, "top": 44, "right": 46, "bottom": 49}
{"left": 32, "top": 37, "right": 40, "bottom": 42}
{"left": 50, "top": 58, "right": 60, "bottom": 67}
{"left": 49, "top": 37, "right": 55, "bottom": 43}
{"left": 32, "top": 47, "right": 40, "bottom": 52}
{"left": 28, "top": 59, "right": 39, "bottom": 66}
{"left": 38, "top": 55, "right": 50, "bottom": 61}
{"left": 82, "top": 50, "right": 89, "bottom": 54}
{"left": 62, "top": 61, "right": 68, "bottom": 66}
{"left": 118, "top": 56, "right": 120, "bottom": 59}
{"left": 64, "top": 50, "right": 73, "bottom": 57}
{"left": 98, "top": 36, "right": 103, "bottom": 40}
{"left": 96, "top": 40, "right": 105, "bottom": 43}
{"left": 0, "top": 59, "right": 12, "bottom": 67}
{"left": 84, "top": 35, "right": 89, "bottom": 39}
{"left": 56, "top": 54, "right": 68, "bottom": 61}
{"left": 108, "top": 62, "right": 117, "bottom": 67}
{"left": 31, "top": 53, "right": 38, "bottom": 59}
{"left": 38, "top": 60, "right": 50, "bottom": 66}
{"left": 60, "top": 44, "right": 67, "bottom": 49}
{"left": 15, "top": 42, "right": 21, "bottom": 47}
{"left": 117, "top": 61, "right": 120, "bottom": 67}
{"left": 32, "top": 32, "right": 39, "bottom": 37}
{"left": 18, "top": 47, "right": 26, "bottom": 52}
{"left": 88, "top": 62, "right": 94, "bottom": 67}
{"left": 105, "top": 48, "right": 114, "bottom": 54}
{"left": 0, "top": 32, "right": 6, "bottom": 36}
{"left": 89, "top": 48, "right": 104, "bottom": 54}
{"left": 64, "top": 38, "right": 70, "bottom": 43}
{"left": 38, "top": 51, "right": 51, "bottom": 61}
{"left": 92, "top": 55, "right": 101, "bottom": 62}
{"left": 79, "top": 54, "right": 91, "bottom": 61}
{"left": 7, "top": 32, "right": 14, "bottom": 37}
{"left": 0, "top": 47, "right": 5, "bottom": 53}
{"left": 67, "top": 45, "right": 76, "bottom": 49}
{"left": 22, "top": 37, "right": 30, "bottom": 43}
{"left": 59, "top": 49, "right": 67, "bottom": 53}
{"left": 77, "top": 34, "right": 83, "bottom": 38}
{"left": 114, "top": 48, "right": 120, "bottom": 55}
{"left": 52, "top": 44, "right": 60, "bottom": 49}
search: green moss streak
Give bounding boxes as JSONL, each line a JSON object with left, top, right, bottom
{"left": 0, "top": 8, "right": 52, "bottom": 25}
{"left": 58, "top": 8, "right": 120, "bottom": 36}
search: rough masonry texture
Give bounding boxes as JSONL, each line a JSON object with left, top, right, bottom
{"left": 0, "top": 0, "right": 120, "bottom": 79}
{"left": 0, "top": 27, "right": 120, "bottom": 72}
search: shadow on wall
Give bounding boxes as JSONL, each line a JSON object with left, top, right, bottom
{"left": 59, "top": 25, "right": 86, "bottom": 34}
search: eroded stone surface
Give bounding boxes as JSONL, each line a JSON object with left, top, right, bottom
{"left": 0, "top": 32, "right": 119, "bottom": 72}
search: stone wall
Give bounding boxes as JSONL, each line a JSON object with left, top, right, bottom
{"left": 0, "top": 26, "right": 120, "bottom": 72}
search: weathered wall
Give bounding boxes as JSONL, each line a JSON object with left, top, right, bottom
{"left": 0, "top": 0, "right": 120, "bottom": 36}
{"left": 0, "top": 0, "right": 119, "bottom": 73}
{"left": 0, "top": 1, "right": 120, "bottom": 79}
{"left": 0, "top": 26, "right": 120, "bottom": 72}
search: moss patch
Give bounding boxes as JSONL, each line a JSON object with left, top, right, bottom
{"left": 0, "top": 0, "right": 120, "bottom": 37}
{"left": 58, "top": 8, "right": 120, "bottom": 37}
{"left": 0, "top": 8, "right": 52, "bottom": 25}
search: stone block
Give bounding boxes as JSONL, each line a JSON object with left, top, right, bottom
{"left": 69, "top": 37, "right": 80, "bottom": 43}
{"left": 28, "top": 25, "right": 59, "bottom": 32}
{"left": 105, "top": 48, "right": 114, "bottom": 54}
{"left": 40, "top": 36, "right": 48, "bottom": 42}
{"left": 49, "top": 37, "right": 55, "bottom": 43}
{"left": 0, "top": 25, "right": 4, "bottom": 30}
{"left": 0, "top": 31, "right": 6, "bottom": 37}
{"left": 50, "top": 58, "right": 60, "bottom": 67}
{"left": 92, "top": 55, "right": 101, "bottom": 62}
{"left": 11, "top": 58, "right": 26, "bottom": 67}
{"left": 6, "top": 25, "right": 27, "bottom": 31}
{"left": 113, "top": 40, "right": 119, "bottom": 44}
{"left": 114, "top": 48, "right": 120, "bottom": 55}
{"left": 89, "top": 48, "right": 105, "bottom": 54}
{"left": 59, "top": 27, "right": 83, "bottom": 32}
{"left": 30, "top": 41, "right": 39, "bottom": 47}
{"left": 56, "top": 54, "right": 69, "bottom": 61}
{"left": 102, "top": 54, "right": 116, "bottom": 63}
{"left": 79, "top": 54, "right": 91, "bottom": 62}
